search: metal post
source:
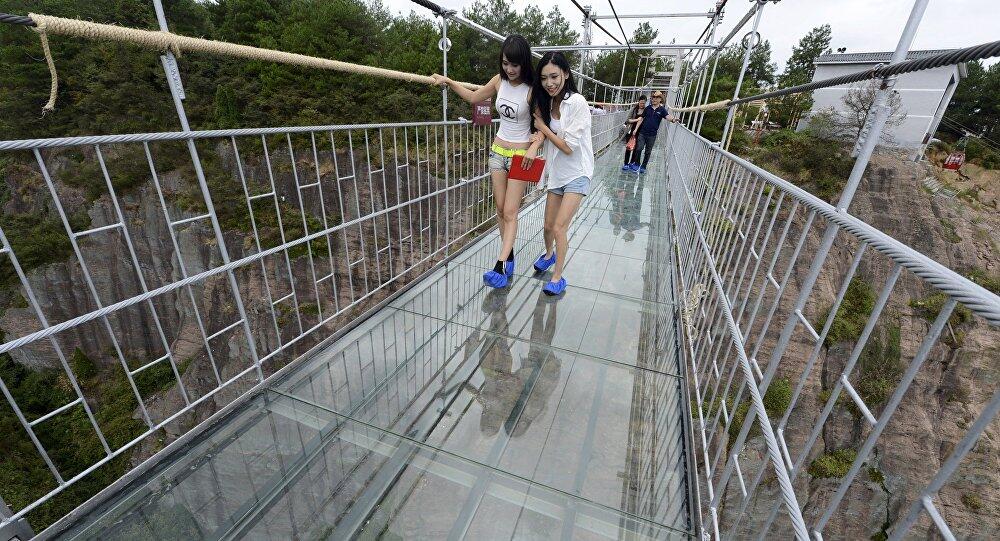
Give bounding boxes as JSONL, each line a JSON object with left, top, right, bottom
{"left": 150, "top": 0, "right": 263, "bottom": 380}
{"left": 839, "top": 0, "right": 929, "bottom": 209}
{"left": 667, "top": 49, "right": 684, "bottom": 107}
{"left": 720, "top": 1, "right": 766, "bottom": 148}
{"left": 912, "top": 73, "right": 960, "bottom": 161}
{"left": 440, "top": 15, "right": 451, "bottom": 255}
{"left": 617, "top": 50, "right": 629, "bottom": 103}
{"left": 579, "top": 6, "right": 593, "bottom": 96}
{"left": 696, "top": 12, "right": 724, "bottom": 134}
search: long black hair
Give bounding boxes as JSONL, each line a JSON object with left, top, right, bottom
{"left": 531, "top": 52, "right": 578, "bottom": 130}
{"left": 500, "top": 35, "right": 534, "bottom": 84}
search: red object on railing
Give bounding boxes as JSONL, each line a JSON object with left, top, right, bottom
{"left": 508, "top": 155, "right": 545, "bottom": 182}
{"left": 943, "top": 151, "right": 965, "bottom": 170}
{"left": 473, "top": 99, "right": 492, "bottom": 126}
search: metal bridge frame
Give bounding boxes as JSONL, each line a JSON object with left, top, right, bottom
{"left": 1, "top": 1, "right": 998, "bottom": 540}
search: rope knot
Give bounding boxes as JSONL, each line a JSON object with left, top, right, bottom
{"left": 29, "top": 13, "right": 58, "bottom": 114}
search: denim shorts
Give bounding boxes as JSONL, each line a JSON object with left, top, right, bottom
{"left": 489, "top": 150, "right": 514, "bottom": 172}
{"left": 548, "top": 176, "right": 591, "bottom": 196}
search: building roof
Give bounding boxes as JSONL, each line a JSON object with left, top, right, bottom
{"left": 814, "top": 49, "right": 956, "bottom": 65}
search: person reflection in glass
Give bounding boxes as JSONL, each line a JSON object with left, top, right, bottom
{"left": 477, "top": 290, "right": 561, "bottom": 438}
{"left": 609, "top": 175, "right": 650, "bottom": 240}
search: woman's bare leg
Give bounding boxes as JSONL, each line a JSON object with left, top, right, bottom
{"left": 491, "top": 169, "right": 508, "bottom": 260}
{"left": 549, "top": 193, "right": 584, "bottom": 283}
{"left": 498, "top": 179, "right": 528, "bottom": 262}
{"left": 542, "top": 191, "right": 562, "bottom": 258}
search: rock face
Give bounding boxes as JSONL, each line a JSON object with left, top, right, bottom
{"left": 0, "top": 137, "right": 475, "bottom": 455}
{"left": 707, "top": 152, "right": 999, "bottom": 539}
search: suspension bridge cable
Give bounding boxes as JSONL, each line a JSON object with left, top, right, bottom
{"left": 607, "top": 0, "right": 632, "bottom": 54}
{"left": 407, "top": 0, "right": 448, "bottom": 16}
{"left": 671, "top": 38, "right": 1000, "bottom": 113}
{"left": 731, "top": 39, "right": 1000, "bottom": 105}
{"left": 567, "top": 0, "right": 623, "bottom": 46}
{"left": 0, "top": 12, "right": 35, "bottom": 25}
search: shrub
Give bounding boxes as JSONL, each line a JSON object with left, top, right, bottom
{"left": 854, "top": 324, "right": 902, "bottom": 413}
{"left": 808, "top": 448, "right": 857, "bottom": 479}
{"left": 962, "top": 493, "right": 983, "bottom": 512}
{"left": 824, "top": 279, "right": 876, "bottom": 346}
{"left": 909, "top": 292, "right": 972, "bottom": 327}
{"left": 966, "top": 268, "right": 1000, "bottom": 295}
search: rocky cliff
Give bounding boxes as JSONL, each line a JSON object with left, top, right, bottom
{"left": 712, "top": 151, "right": 999, "bottom": 540}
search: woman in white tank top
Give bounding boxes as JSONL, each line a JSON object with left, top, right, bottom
{"left": 432, "top": 35, "right": 543, "bottom": 289}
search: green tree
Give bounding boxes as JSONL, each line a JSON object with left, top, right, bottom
{"left": 773, "top": 24, "right": 833, "bottom": 127}
{"left": 691, "top": 40, "right": 775, "bottom": 143}
{"left": 591, "top": 23, "right": 660, "bottom": 93}
{"left": 939, "top": 60, "right": 1000, "bottom": 141}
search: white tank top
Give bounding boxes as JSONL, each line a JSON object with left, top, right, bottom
{"left": 495, "top": 78, "right": 531, "bottom": 143}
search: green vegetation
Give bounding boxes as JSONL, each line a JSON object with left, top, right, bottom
{"left": 867, "top": 466, "right": 884, "bottom": 485}
{"left": 966, "top": 268, "right": 1000, "bottom": 295}
{"left": 823, "top": 279, "right": 877, "bottom": 347}
{"left": 727, "top": 377, "right": 793, "bottom": 442}
{"left": 934, "top": 59, "right": 999, "bottom": 162}
{"left": 0, "top": 342, "right": 192, "bottom": 528}
{"left": 938, "top": 218, "right": 962, "bottom": 243}
{"left": 808, "top": 448, "right": 856, "bottom": 479}
{"left": 909, "top": 292, "right": 972, "bottom": 327}
{"left": 853, "top": 324, "right": 902, "bottom": 415}
{"left": 962, "top": 492, "right": 984, "bottom": 512}
{"left": 746, "top": 129, "right": 855, "bottom": 202}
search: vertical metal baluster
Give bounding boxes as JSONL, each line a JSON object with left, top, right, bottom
{"left": 261, "top": 135, "right": 304, "bottom": 336}
{"left": 347, "top": 131, "right": 371, "bottom": 297}
{"left": 330, "top": 131, "right": 357, "bottom": 306}
{"left": 148, "top": 142, "right": 222, "bottom": 387}
{"left": 363, "top": 130, "right": 384, "bottom": 288}
{"left": 310, "top": 132, "right": 341, "bottom": 314}
{"left": 34, "top": 149, "right": 154, "bottom": 427}
{"left": 95, "top": 145, "right": 190, "bottom": 405}
{"left": 286, "top": 133, "right": 323, "bottom": 324}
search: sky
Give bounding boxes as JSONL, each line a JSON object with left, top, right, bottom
{"left": 380, "top": 0, "right": 999, "bottom": 70}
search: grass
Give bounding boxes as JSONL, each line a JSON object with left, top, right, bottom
{"left": 808, "top": 448, "right": 857, "bottom": 479}
{"left": 962, "top": 493, "right": 983, "bottom": 512}
{"left": 852, "top": 324, "right": 903, "bottom": 415}
{"left": 822, "top": 279, "right": 876, "bottom": 347}
{"left": 909, "top": 292, "right": 972, "bottom": 327}
{"left": 727, "top": 377, "right": 793, "bottom": 442}
{"left": 938, "top": 218, "right": 962, "bottom": 243}
{"left": 966, "top": 268, "right": 1000, "bottom": 295}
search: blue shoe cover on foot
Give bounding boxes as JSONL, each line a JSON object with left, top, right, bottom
{"left": 542, "top": 278, "right": 567, "bottom": 296}
{"left": 483, "top": 270, "right": 509, "bottom": 289}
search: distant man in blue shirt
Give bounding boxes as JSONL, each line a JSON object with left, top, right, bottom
{"left": 629, "top": 90, "right": 676, "bottom": 173}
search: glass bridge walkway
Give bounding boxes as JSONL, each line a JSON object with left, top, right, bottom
{"left": 55, "top": 144, "right": 692, "bottom": 540}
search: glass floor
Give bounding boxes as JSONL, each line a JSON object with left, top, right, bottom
{"left": 54, "top": 145, "right": 693, "bottom": 540}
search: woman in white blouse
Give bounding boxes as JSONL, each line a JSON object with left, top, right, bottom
{"left": 523, "top": 52, "right": 594, "bottom": 296}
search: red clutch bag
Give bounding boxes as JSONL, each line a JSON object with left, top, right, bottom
{"left": 508, "top": 155, "right": 545, "bottom": 183}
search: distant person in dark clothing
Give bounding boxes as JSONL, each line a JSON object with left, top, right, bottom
{"left": 621, "top": 96, "right": 646, "bottom": 170}
{"left": 629, "top": 90, "right": 676, "bottom": 174}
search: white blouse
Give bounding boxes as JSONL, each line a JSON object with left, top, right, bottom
{"left": 543, "top": 92, "right": 594, "bottom": 190}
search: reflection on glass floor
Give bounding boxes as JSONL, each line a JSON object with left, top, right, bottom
{"left": 58, "top": 148, "right": 692, "bottom": 540}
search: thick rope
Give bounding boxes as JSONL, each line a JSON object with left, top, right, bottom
{"left": 671, "top": 98, "right": 731, "bottom": 113}
{"left": 28, "top": 13, "right": 482, "bottom": 112}
{"left": 34, "top": 26, "right": 58, "bottom": 113}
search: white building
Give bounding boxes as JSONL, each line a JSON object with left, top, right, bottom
{"left": 800, "top": 50, "right": 967, "bottom": 151}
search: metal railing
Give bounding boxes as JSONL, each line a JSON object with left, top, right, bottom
{"left": 666, "top": 123, "right": 1000, "bottom": 540}
{"left": 0, "top": 102, "right": 633, "bottom": 533}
